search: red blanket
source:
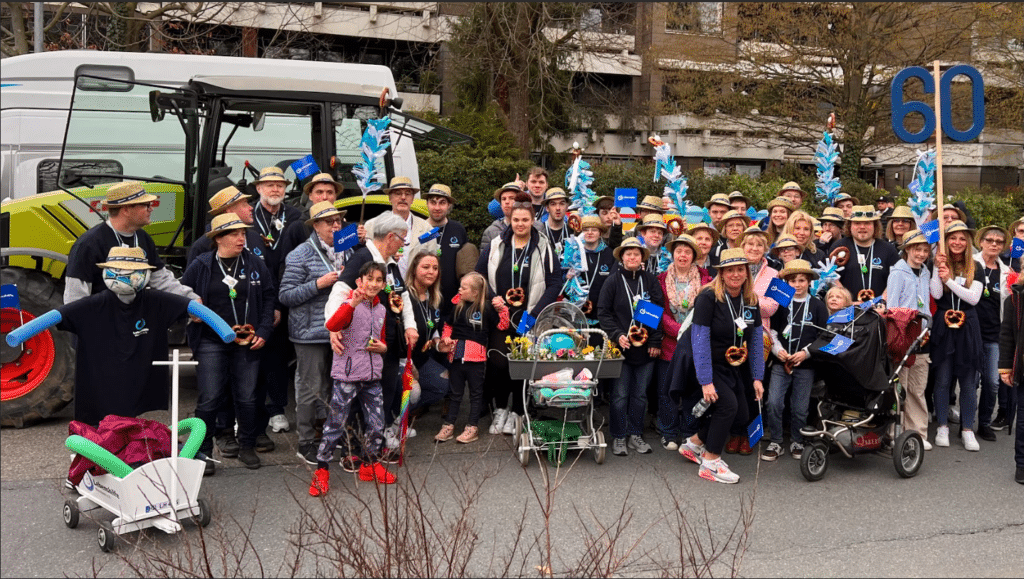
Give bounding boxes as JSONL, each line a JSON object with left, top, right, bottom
{"left": 67, "top": 415, "right": 172, "bottom": 485}
{"left": 883, "top": 308, "right": 926, "bottom": 368}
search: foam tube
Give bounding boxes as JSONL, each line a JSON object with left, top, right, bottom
{"left": 176, "top": 417, "right": 206, "bottom": 459}
{"left": 187, "top": 301, "right": 235, "bottom": 343}
{"left": 65, "top": 434, "right": 134, "bottom": 479}
{"left": 5, "top": 309, "right": 62, "bottom": 347}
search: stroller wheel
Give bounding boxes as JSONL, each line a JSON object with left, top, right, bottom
{"left": 593, "top": 431, "right": 606, "bottom": 465}
{"left": 97, "top": 521, "right": 117, "bottom": 553}
{"left": 63, "top": 499, "right": 80, "bottom": 529}
{"left": 893, "top": 431, "right": 924, "bottom": 478}
{"left": 800, "top": 442, "right": 829, "bottom": 482}
{"left": 517, "top": 433, "right": 531, "bottom": 467}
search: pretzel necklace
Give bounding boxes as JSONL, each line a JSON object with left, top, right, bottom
{"left": 726, "top": 345, "right": 748, "bottom": 366}
{"left": 627, "top": 324, "right": 648, "bottom": 347}
{"left": 944, "top": 309, "right": 965, "bottom": 329}
{"left": 232, "top": 323, "right": 256, "bottom": 346}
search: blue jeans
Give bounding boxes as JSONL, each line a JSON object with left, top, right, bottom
{"left": 194, "top": 340, "right": 261, "bottom": 451}
{"left": 411, "top": 357, "right": 450, "bottom": 413}
{"left": 932, "top": 355, "right": 979, "bottom": 430}
{"left": 656, "top": 359, "right": 680, "bottom": 440}
{"left": 610, "top": 361, "right": 654, "bottom": 439}
{"left": 978, "top": 341, "right": 1000, "bottom": 429}
{"left": 765, "top": 364, "right": 814, "bottom": 444}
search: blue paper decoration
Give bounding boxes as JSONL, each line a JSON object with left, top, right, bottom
{"left": 815, "top": 130, "right": 841, "bottom": 204}
{"left": 351, "top": 117, "right": 391, "bottom": 198}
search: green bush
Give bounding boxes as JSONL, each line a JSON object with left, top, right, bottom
{"left": 891, "top": 185, "right": 1023, "bottom": 230}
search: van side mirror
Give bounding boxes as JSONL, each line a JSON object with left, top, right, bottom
{"left": 149, "top": 91, "right": 166, "bottom": 122}
{"left": 252, "top": 112, "right": 265, "bottom": 132}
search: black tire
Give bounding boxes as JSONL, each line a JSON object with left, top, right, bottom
{"left": 800, "top": 441, "right": 829, "bottom": 482}
{"left": 193, "top": 497, "right": 212, "bottom": 528}
{"left": 97, "top": 521, "right": 116, "bottom": 553}
{"left": 1, "top": 268, "right": 75, "bottom": 428}
{"left": 893, "top": 431, "right": 924, "bottom": 478}
{"left": 63, "top": 499, "right": 79, "bottom": 529}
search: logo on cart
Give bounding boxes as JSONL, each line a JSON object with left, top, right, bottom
{"left": 83, "top": 472, "right": 94, "bottom": 492}
{"left": 144, "top": 501, "right": 171, "bottom": 514}
{"left": 854, "top": 432, "right": 881, "bottom": 449}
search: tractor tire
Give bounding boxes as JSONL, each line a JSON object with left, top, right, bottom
{"left": 1, "top": 267, "right": 75, "bottom": 428}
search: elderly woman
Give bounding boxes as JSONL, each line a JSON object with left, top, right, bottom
{"left": 278, "top": 201, "right": 345, "bottom": 465}
{"left": 674, "top": 248, "right": 765, "bottom": 484}
{"left": 476, "top": 192, "right": 561, "bottom": 435}
{"left": 183, "top": 213, "right": 275, "bottom": 470}
{"left": 782, "top": 210, "right": 825, "bottom": 267}
{"left": 656, "top": 234, "right": 712, "bottom": 450}
{"left": 598, "top": 237, "right": 664, "bottom": 456}
{"left": 973, "top": 225, "right": 1012, "bottom": 441}
{"left": 712, "top": 210, "right": 750, "bottom": 269}
{"left": 931, "top": 221, "right": 985, "bottom": 451}
{"left": 884, "top": 206, "right": 917, "bottom": 249}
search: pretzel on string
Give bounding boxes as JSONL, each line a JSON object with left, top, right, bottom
{"left": 829, "top": 246, "right": 851, "bottom": 267}
{"left": 944, "top": 309, "right": 965, "bottom": 329}
{"left": 232, "top": 323, "right": 256, "bottom": 346}
{"left": 567, "top": 213, "right": 582, "bottom": 233}
{"left": 389, "top": 291, "right": 403, "bottom": 314}
{"left": 857, "top": 289, "right": 875, "bottom": 302}
{"left": 627, "top": 325, "right": 648, "bottom": 347}
{"left": 505, "top": 287, "right": 525, "bottom": 308}
{"left": 648, "top": 136, "right": 665, "bottom": 147}
{"left": 580, "top": 300, "right": 593, "bottom": 315}
{"left": 725, "top": 345, "right": 748, "bottom": 366}
{"left": 666, "top": 216, "right": 685, "bottom": 236}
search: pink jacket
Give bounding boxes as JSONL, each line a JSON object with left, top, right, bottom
{"left": 751, "top": 258, "right": 779, "bottom": 332}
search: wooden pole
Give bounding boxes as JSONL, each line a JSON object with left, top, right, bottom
{"left": 933, "top": 60, "right": 945, "bottom": 255}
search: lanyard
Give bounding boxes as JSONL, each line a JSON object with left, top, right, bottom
{"left": 582, "top": 243, "right": 601, "bottom": 288}
{"left": 725, "top": 292, "right": 744, "bottom": 346}
{"left": 216, "top": 254, "right": 249, "bottom": 326}
{"left": 784, "top": 299, "right": 808, "bottom": 353}
{"left": 255, "top": 205, "right": 285, "bottom": 250}
{"left": 857, "top": 243, "right": 874, "bottom": 290}
{"left": 510, "top": 239, "right": 531, "bottom": 288}
{"left": 621, "top": 270, "right": 645, "bottom": 319}
{"left": 547, "top": 223, "right": 566, "bottom": 249}
{"left": 982, "top": 265, "right": 997, "bottom": 298}
{"left": 108, "top": 222, "right": 138, "bottom": 248}
{"left": 307, "top": 238, "right": 334, "bottom": 272}
{"left": 413, "top": 292, "right": 439, "bottom": 334}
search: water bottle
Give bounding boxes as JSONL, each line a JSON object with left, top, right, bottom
{"left": 692, "top": 398, "right": 712, "bottom": 418}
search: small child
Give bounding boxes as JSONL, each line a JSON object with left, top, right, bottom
{"left": 435, "top": 272, "right": 509, "bottom": 443}
{"left": 310, "top": 262, "right": 394, "bottom": 497}
{"left": 825, "top": 286, "right": 853, "bottom": 315}
{"left": 761, "top": 260, "right": 829, "bottom": 462}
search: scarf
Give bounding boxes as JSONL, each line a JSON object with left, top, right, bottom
{"left": 665, "top": 265, "right": 703, "bottom": 322}
{"left": 316, "top": 234, "right": 344, "bottom": 271}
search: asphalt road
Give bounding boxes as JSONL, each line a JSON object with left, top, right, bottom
{"left": 1, "top": 361, "right": 1021, "bottom": 578}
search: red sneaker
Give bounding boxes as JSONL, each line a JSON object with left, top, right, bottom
{"left": 309, "top": 467, "right": 330, "bottom": 496}
{"left": 359, "top": 462, "right": 397, "bottom": 484}
{"left": 725, "top": 436, "right": 742, "bottom": 454}
{"left": 738, "top": 438, "right": 753, "bottom": 456}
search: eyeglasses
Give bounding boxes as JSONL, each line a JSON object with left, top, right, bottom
{"left": 392, "top": 232, "right": 407, "bottom": 244}
{"left": 981, "top": 238, "right": 1005, "bottom": 244}
{"left": 319, "top": 217, "right": 343, "bottom": 226}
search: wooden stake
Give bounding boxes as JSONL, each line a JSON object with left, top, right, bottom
{"left": 933, "top": 60, "right": 945, "bottom": 255}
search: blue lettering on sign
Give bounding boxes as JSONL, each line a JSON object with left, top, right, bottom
{"left": 890, "top": 65, "right": 985, "bottom": 143}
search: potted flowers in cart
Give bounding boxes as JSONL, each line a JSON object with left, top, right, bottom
{"left": 506, "top": 334, "right": 624, "bottom": 380}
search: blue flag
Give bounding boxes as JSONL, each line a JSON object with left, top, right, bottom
{"left": 827, "top": 306, "right": 855, "bottom": 324}
{"left": 685, "top": 204, "right": 710, "bottom": 224}
{"left": 859, "top": 295, "right": 884, "bottom": 310}
{"left": 517, "top": 311, "right": 537, "bottom": 335}
{"left": 765, "top": 278, "right": 795, "bottom": 308}
{"left": 633, "top": 299, "right": 663, "bottom": 329}
{"left": 614, "top": 188, "right": 638, "bottom": 208}
{"left": 1, "top": 284, "right": 19, "bottom": 309}
{"left": 418, "top": 227, "right": 442, "bottom": 243}
{"left": 920, "top": 219, "right": 940, "bottom": 244}
{"left": 820, "top": 334, "right": 854, "bottom": 355}
{"left": 290, "top": 154, "right": 320, "bottom": 181}
{"left": 487, "top": 199, "right": 504, "bottom": 220}
{"left": 747, "top": 413, "right": 764, "bottom": 447}
{"left": 1012, "top": 237, "right": 1024, "bottom": 259}
{"left": 333, "top": 224, "right": 360, "bottom": 252}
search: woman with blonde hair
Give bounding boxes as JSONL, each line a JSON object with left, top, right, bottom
{"left": 405, "top": 251, "right": 451, "bottom": 417}
{"left": 782, "top": 210, "right": 825, "bottom": 266}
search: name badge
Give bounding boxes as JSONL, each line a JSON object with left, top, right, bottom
{"left": 735, "top": 317, "right": 746, "bottom": 331}
{"left": 783, "top": 324, "right": 792, "bottom": 338}
{"left": 222, "top": 275, "right": 238, "bottom": 289}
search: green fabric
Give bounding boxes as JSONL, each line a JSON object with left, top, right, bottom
{"left": 528, "top": 420, "right": 584, "bottom": 466}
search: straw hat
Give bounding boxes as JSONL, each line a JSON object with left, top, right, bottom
{"left": 940, "top": 203, "right": 967, "bottom": 223}
{"left": 900, "top": 229, "right": 931, "bottom": 250}
{"left": 766, "top": 197, "right": 796, "bottom": 212}
{"left": 718, "top": 209, "right": 749, "bottom": 228}
{"left": 975, "top": 225, "right": 1008, "bottom": 251}
{"left": 206, "top": 213, "right": 251, "bottom": 239}
{"left": 687, "top": 222, "right": 720, "bottom": 242}
{"left": 493, "top": 181, "right": 523, "bottom": 201}
{"left": 779, "top": 258, "right": 818, "bottom": 280}
{"left": 832, "top": 192, "right": 856, "bottom": 206}
{"left": 717, "top": 247, "right": 749, "bottom": 269}
{"left": 95, "top": 246, "right": 155, "bottom": 270}
{"left": 848, "top": 205, "right": 880, "bottom": 222}
{"left": 737, "top": 225, "right": 770, "bottom": 246}
{"left": 771, "top": 234, "right": 801, "bottom": 254}
{"left": 637, "top": 195, "right": 666, "bottom": 213}
{"left": 704, "top": 193, "right": 732, "bottom": 209}
{"left": 580, "top": 214, "right": 608, "bottom": 233}
{"left": 208, "top": 185, "right": 252, "bottom": 215}
{"left": 592, "top": 195, "right": 614, "bottom": 210}
{"left": 778, "top": 181, "right": 806, "bottom": 200}
{"left": 302, "top": 172, "right": 343, "bottom": 196}
{"left": 383, "top": 176, "right": 419, "bottom": 194}
{"left": 305, "top": 201, "right": 346, "bottom": 226}
{"left": 727, "top": 190, "right": 751, "bottom": 206}
{"left": 103, "top": 181, "right": 158, "bottom": 207}
{"left": 819, "top": 207, "right": 846, "bottom": 224}
{"left": 252, "top": 166, "right": 290, "bottom": 185}
{"left": 666, "top": 233, "right": 703, "bottom": 263}
{"left": 424, "top": 183, "right": 455, "bottom": 203}
{"left": 943, "top": 220, "right": 975, "bottom": 238}
{"left": 542, "top": 187, "right": 569, "bottom": 205}
{"left": 636, "top": 213, "right": 667, "bottom": 231}
{"left": 889, "top": 205, "right": 915, "bottom": 221}
{"left": 613, "top": 237, "right": 650, "bottom": 262}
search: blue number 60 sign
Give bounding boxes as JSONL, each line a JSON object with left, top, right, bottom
{"left": 890, "top": 65, "right": 985, "bottom": 143}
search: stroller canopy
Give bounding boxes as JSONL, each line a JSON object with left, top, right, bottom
{"left": 809, "top": 308, "right": 891, "bottom": 393}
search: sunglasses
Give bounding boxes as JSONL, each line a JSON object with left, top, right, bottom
{"left": 319, "top": 217, "right": 343, "bottom": 226}
{"left": 511, "top": 201, "right": 533, "bottom": 210}
{"left": 850, "top": 211, "right": 876, "bottom": 219}
{"left": 981, "top": 237, "right": 1005, "bottom": 244}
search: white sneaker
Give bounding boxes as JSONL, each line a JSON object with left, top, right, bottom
{"left": 935, "top": 425, "right": 950, "bottom": 447}
{"left": 962, "top": 430, "right": 980, "bottom": 451}
{"left": 502, "top": 412, "right": 519, "bottom": 435}
{"left": 923, "top": 439, "right": 933, "bottom": 451}
{"left": 384, "top": 425, "right": 401, "bottom": 449}
{"left": 678, "top": 438, "right": 704, "bottom": 465}
{"left": 269, "top": 414, "right": 290, "bottom": 433}
{"left": 699, "top": 457, "right": 740, "bottom": 484}
{"left": 407, "top": 427, "right": 417, "bottom": 438}
{"left": 489, "top": 408, "right": 508, "bottom": 435}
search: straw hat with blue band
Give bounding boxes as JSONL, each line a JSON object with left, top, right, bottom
{"left": 779, "top": 258, "right": 818, "bottom": 280}
{"left": 304, "top": 201, "right": 346, "bottom": 227}
{"left": 383, "top": 175, "right": 419, "bottom": 194}
{"left": 580, "top": 214, "right": 608, "bottom": 233}
{"left": 943, "top": 219, "right": 975, "bottom": 239}
{"left": 424, "top": 183, "right": 455, "bottom": 203}
{"left": 819, "top": 207, "right": 846, "bottom": 224}
{"left": 103, "top": 181, "right": 158, "bottom": 208}
{"left": 302, "top": 172, "right": 343, "bottom": 196}
{"left": 666, "top": 233, "right": 703, "bottom": 263}
{"left": 899, "top": 229, "right": 930, "bottom": 250}
{"left": 252, "top": 166, "right": 291, "bottom": 185}
{"left": 717, "top": 247, "right": 750, "bottom": 269}
{"left": 613, "top": 236, "right": 650, "bottom": 262}
{"left": 704, "top": 193, "right": 732, "bottom": 209}
{"left": 493, "top": 181, "right": 523, "bottom": 201}
{"left": 95, "top": 246, "right": 155, "bottom": 270}
{"left": 848, "top": 205, "right": 880, "bottom": 222}
{"left": 542, "top": 187, "right": 569, "bottom": 205}
{"left": 638, "top": 195, "right": 666, "bottom": 214}
{"left": 206, "top": 213, "right": 251, "bottom": 239}
{"left": 208, "top": 185, "right": 252, "bottom": 215}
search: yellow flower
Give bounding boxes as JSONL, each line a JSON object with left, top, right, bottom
{"left": 505, "top": 336, "right": 513, "bottom": 345}
{"left": 581, "top": 345, "right": 595, "bottom": 355}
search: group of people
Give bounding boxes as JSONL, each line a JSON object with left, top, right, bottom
{"left": 61, "top": 166, "right": 1024, "bottom": 494}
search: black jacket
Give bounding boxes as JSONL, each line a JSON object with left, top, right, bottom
{"left": 998, "top": 283, "right": 1024, "bottom": 386}
{"left": 597, "top": 265, "right": 664, "bottom": 365}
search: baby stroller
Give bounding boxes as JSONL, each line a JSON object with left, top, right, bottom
{"left": 799, "top": 305, "right": 929, "bottom": 481}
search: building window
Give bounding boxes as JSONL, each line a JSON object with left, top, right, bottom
{"left": 666, "top": 3, "right": 722, "bottom": 36}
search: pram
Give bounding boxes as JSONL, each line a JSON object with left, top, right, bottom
{"left": 799, "top": 306, "right": 929, "bottom": 481}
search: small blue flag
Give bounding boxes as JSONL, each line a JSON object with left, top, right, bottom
{"left": 859, "top": 295, "right": 884, "bottom": 310}
{"left": 614, "top": 188, "right": 638, "bottom": 208}
{"left": 487, "top": 199, "right": 504, "bottom": 220}
{"left": 290, "top": 154, "right": 320, "bottom": 181}
{"left": 747, "top": 413, "right": 763, "bottom": 447}
{"left": 333, "top": 224, "right": 360, "bottom": 252}
{"left": 517, "top": 311, "right": 537, "bottom": 335}
{"left": 820, "top": 334, "right": 854, "bottom": 355}
{"left": 685, "top": 205, "right": 709, "bottom": 224}
{"left": 827, "top": 305, "right": 855, "bottom": 324}
{"left": 920, "top": 219, "right": 940, "bottom": 244}
{"left": 1, "top": 284, "right": 19, "bottom": 309}
{"left": 418, "top": 227, "right": 442, "bottom": 243}
{"left": 765, "top": 278, "right": 796, "bottom": 308}
{"left": 633, "top": 299, "right": 663, "bottom": 329}
{"left": 746, "top": 207, "right": 768, "bottom": 223}
{"left": 1012, "top": 237, "right": 1024, "bottom": 259}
